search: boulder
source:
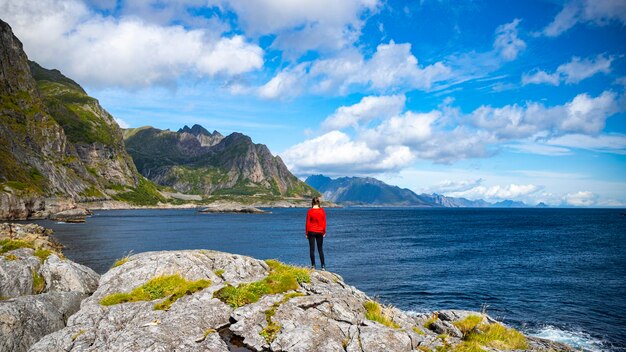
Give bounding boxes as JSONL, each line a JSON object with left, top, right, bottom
{"left": 40, "top": 254, "right": 99, "bottom": 294}
{"left": 0, "top": 292, "right": 85, "bottom": 352}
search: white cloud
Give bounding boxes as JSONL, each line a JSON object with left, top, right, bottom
{"left": 546, "top": 133, "right": 626, "bottom": 154}
{"left": 522, "top": 54, "right": 613, "bottom": 86}
{"left": 493, "top": 19, "right": 526, "bottom": 61}
{"left": 447, "top": 183, "right": 542, "bottom": 201}
{"left": 257, "top": 63, "right": 308, "bottom": 99}
{"left": 284, "top": 90, "right": 623, "bottom": 174}
{"left": 212, "top": 0, "right": 380, "bottom": 55}
{"left": 262, "top": 41, "right": 451, "bottom": 98}
{"left": 0, "top": 0, "right": 263, "bottom": 88}
{"left": 507, "top": 142, "right": 572, "bottom": 156}
{"left": 521, "top": 70, "right": 560, "bottom": 86}
{"left": 472, "top": 91, "right": 620, "bottom": 139}
{"left": 564, "top": 191, "right": 597, "bottom": 206}
{"left": 543, "top": 0, "right": 626, "bottom": 37}
{"left": 114, "top": 117, "right": 130, "bottom": 128}
{"left": 362, "top": 111, "right": 439, "bottom": 147}
{"left": 281, "top": 130, "right": 413, "bottom": 174}
{"left": 428, "top": 178, "right": 484, "bottom": 193}
{"left": 321, "top": 95, "right": 406, "bottom": 130}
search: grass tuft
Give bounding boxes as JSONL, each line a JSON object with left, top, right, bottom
{"left": 32, "top": 269, "right": 45, "bottom": 294}
{"left": 363, "top": 300, "right": 400, "bottom": 329}
{"left": 424, "top": 313, "right": 439, "bottom": 330}
{"left": 453, "top": 315, "right": 483, "bottom": 335}
{"left": 34, "top": 249, "right": 52, "bottom": 263}
{"left": 3, "top": 254, "right": 18, "bottom": 261}
{"left": 112, "top": 251, "right": 133, "bottom": 268}
{"left": 413, "top": 326, "right": 425, "bottom": 335}
{"left": 0, "top": 239, "right": 34, "bottom": 254}
{"left": 214, "top": 269, "right": 225, "bottom": 278}
{"left": 464, "top": 322, "right": 528, "bottom": 350}
{"left": 100, "top": 274, "right": 211, "bottom": 310}
{"left": 214, "top": 260, "right": 310, "bottom": 308}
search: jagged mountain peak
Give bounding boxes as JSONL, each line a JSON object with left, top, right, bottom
{"left": 177, "top": 124, "right": 222, "bottom": 138}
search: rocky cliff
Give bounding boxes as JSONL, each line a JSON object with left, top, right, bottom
{"left": 0, "top": 19, "right": 158, "bottom": 219}
{"left": 124, "top": 125, "right": 319, "bottom": 199}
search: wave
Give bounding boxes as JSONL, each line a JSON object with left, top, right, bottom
{"left": 527, "top": 325, "right": 609, "bottom": 352}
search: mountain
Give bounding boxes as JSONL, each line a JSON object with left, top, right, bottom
{"left": 0, "top": 19, "right": 159, "bottom": 219}
{"left": 492, "top": 200, "right": 528, "bottom": 208}
{"left": 305, "top": 175, "right": 431, "bottom": 206}
{"left": 123, "top": 125, "right": 319, "bottom": 198}
{"left": 418, "top": 193, "right": 491, "bottom": 207}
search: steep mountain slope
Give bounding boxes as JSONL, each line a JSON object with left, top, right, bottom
{"left": 305, "top": 175, "right": 431, "bottom": 206}
{"left": 124, "top": 125, "right": 319, "bottom": 198}
{"left": 29, "top": 61, "right": 141, "bottom": 191}
{"left": 0, "top": 19, "right": 157, "bottom": 218}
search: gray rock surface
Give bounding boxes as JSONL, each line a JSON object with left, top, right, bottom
{"left": 0, "top": 223, "right": 100, "bottom": 352}
{"left": 28, "top": 249, "right": 573, "bottom": 352}
{"left": 0, "top": 292, "right": 85, "bottom": 352}
{"left": 40, "top": 254, "right": 99, "bottom": 294}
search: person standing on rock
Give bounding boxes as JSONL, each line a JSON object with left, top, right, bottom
{"left": 305, "top": 196, "right": 326, "bottom": 270}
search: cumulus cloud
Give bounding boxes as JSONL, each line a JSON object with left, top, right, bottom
{"left": 471, "top": 91, "right": 620, "bottom": 139}
{"left": 282, "top": 90, "right": 623, "bottom": 174}
{"left": 262, "top": 42, "right": 451, "bottom": 98}
{"left": 0, "top": 0, "right": 263, "bottom": 88}
{"left": 322, "top": 95, "right": 406, "bottom": 130}
{"left": 543, "top": 0, "right": 626, "bottom": 37}
{"left": 493, "top": 19, "right": 526, "bottom": 61}
{"left": 564, "top": 191, "right": 597, "bottom": 206}
{"left": 522, "top": 54, "right": 613, "bottom": 86}
{"left": 257, "top": 63, "right": 308, "bottom": 99}
{"left": 281, "top": 130, "right": 413, "bottom": 174}
{"left": 212, "top": 0, "right": 380, "bottom": 55}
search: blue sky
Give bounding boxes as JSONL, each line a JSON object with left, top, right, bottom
{"left": 2, "top": 0, "right": 625, "bottom": 206}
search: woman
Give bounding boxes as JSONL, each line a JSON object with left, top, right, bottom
{"left": 305, "top": 196, "right": 326, "bottom": 270}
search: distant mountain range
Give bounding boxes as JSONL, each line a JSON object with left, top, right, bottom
{"left": 305, "top": 175, "right": 538, "bottom": 208}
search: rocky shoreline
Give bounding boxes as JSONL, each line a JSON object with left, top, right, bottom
{"left": 1, "top": 223, "right": 574, "bottom": 352}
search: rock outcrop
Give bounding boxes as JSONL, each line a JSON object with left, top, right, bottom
{"left": 29, "top": 249, "right": 572, "bottom": 352}
{"left": 0, "top": 223, "right": 99, "bottom": 352}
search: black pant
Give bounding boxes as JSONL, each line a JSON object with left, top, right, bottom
{"left": 307, "top": 232, "right": 325, "bottom": 267}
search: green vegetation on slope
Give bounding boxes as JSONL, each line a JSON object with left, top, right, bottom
{"left": 112, "top": 178, "right": 166, "bottom": 206}
{"left": 363, "top": 300, "right": 400, "bottom": 329}
{"left": 214, "top": 259, "right": 310, "bottom": 308}
{"left": 433, "top": 315, "right": 528, "bottom": 352}
{"left": 100, "top": 274, "right": 211, "bottom": 310}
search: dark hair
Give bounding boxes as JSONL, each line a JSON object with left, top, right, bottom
{"left": 311, "top": 196, "right": 321, "bottom": 207}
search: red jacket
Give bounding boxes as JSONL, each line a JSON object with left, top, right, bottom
{"left": 306, "top": 207, "right": 326, "bottom": 236}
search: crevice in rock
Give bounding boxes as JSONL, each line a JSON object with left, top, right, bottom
{"left": 218, "top": 325, "right": 255, "bottom": 352}
{"left": 297, "top": 299, "right": 328, "bottom": 310}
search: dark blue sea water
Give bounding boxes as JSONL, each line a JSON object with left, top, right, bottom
{"left": 29, "top": 208, "right": 626, "bottom": 351}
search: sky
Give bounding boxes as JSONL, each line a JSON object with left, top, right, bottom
{"left": 1, "top": 0, "right": 625, "bottom": 206}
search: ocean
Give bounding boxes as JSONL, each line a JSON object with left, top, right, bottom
{"left": 29, "top": 207, "right": 626, "bottom": 351}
